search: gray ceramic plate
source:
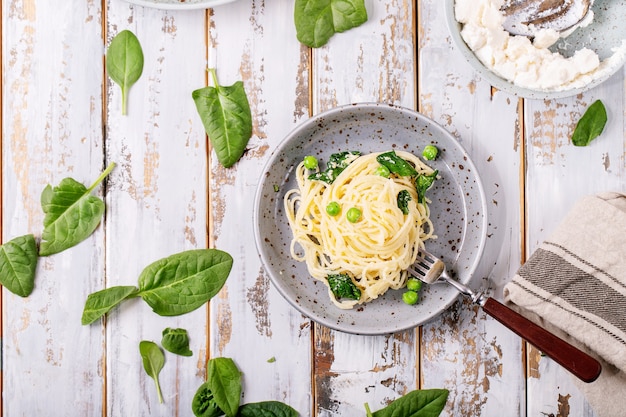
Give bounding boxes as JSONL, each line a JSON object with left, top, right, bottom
{"left": 123, "top": 0, "right": 237, "bottom": 10}
{"left": 253, "top": 103, "right": 488, "bottom": 335}
{"left": 445, "top": 0, "right": 626, "bottom": 99}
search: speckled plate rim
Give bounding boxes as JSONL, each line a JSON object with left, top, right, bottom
{"left": 253, "top": 103, "right": 488, "bottom": 335}
{"left": 122, "top": 0, "right": 237, "bottom": 10}
{"left": 444, "top": 0, "right": 625, "bottom": 100}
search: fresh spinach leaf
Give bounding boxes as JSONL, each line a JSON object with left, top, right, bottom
{"left": 137, "top": 249, "right": 233, "bottom": 316}
{"left": 238, "top": 401, "right": 299, "bottom": 417}
{"left": 397, "top": 190, "right": 411, "bottom": 215}
{"left": 162, "top": 327, "right": 193, "bottom": 357}
{"left": 327, "top": 273, "right": 361, "bottom": 300}
{"left": 191, "top": 357, "right": 298, "bottom": 417}
{"left": 106, "top": 30, "right": 144, "bottom": 115}
{"left": 82, "top": 249, "right": 233, "bottom": 325}
{"left": 39, "top": 163, "right": 116, "bottom": 256}
{"left": 308, "top": 151, "right": 360, "bottom": 184}
{"left": 0, "top": 234, "right": 38, "bottom": 297}
{"left": 294, "top": 0, "right": 368, "bottom": 48}
{"left": 572, "top": 100, "right": 608, "bottom": 147}
{"left": 366, "top": 389, "right": 449, "bottom": 417}
{"left": 415, "top": 170, "right": 438, "bottom": 204}
{"left": 376, "top": 151, "right": 418, "bottom": 177}
{"left": 139, "top": 341, "right": 165, "bottom": 404}
{"left": 192, "top": 69, "right": 252, "bottom": 168}
{"left": 207, "top": 357, "right": 242, "bottom": 417}
{"left": 81, "top": 286, "right": 138, "bottom": 325}
{"left": 192, "top": 381, "right": 224, "bottom": 417}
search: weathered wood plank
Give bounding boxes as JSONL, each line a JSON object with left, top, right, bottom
{"left": 523, "top": 71, "right": 625, "bottom": 417}
{"left": 207, "top": 1, "right": 312, "bottom": 414}
{"left": 2, "top": 0, "right": 105, "bottom": 414}
{"left": 418, "top": 1, "right": 525, "bottom": 416}
{"left": 311, "top": 1, "right": 419, "bottom": 415}
{"left": 104, "top": 3, "right": 208, "bottom": 415}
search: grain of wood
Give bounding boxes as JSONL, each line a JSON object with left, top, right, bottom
{"left": 310, "top": 1, "right": 419, "bottom": 415}
{"left": 104, "top": 3, "right": 208, "bottom": 415}
{"left": 418, "top": 1, "right": 526, "bottom": 415}
{"left": 2, "top": 0, "right": 106, "bottom": 415}
{"left": 207, "top": 1, "right": 312, "bottom": 414}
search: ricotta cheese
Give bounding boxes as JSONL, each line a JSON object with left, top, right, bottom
{"left": 455, "top": 0, "right": 626, "bottom": 91}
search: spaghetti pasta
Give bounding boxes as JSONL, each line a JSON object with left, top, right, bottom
{"left": 284, "top": 150, "right": 437, "bottom": 309}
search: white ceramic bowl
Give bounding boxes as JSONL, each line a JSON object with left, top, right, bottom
{"left": 445, "top": 0, "right": 626, "bottom": 99}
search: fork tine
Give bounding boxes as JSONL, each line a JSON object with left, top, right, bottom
{"left": 413, "top": 249, "right": 479, "bottom": 298}
{"left": 417, "top": 249, "right": 441, "bottom": 265}
{"left": 410, "top": 257, "right": 429, "bottom": 274}
{"left": 407, "top": 249, "right": 444, "bottom": 284}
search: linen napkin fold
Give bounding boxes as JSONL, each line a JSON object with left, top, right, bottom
{"left": 504, "top": 192, "right": 626, "bottom": 417}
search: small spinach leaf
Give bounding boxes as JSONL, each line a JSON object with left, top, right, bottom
{"left": 81, "top": 285, "right": 138, "bottom": 325}
{"left": 137, "top": 249, "right": 233, "bottom": 316}
{"left": 0, "top": 234, "right": 38, "bottom": 297}
{"left": 208, "top": 357, "right": 242, "bottom": 417}
{"left": 415, "top": 170, "right": 438, "bottom": 204}
{"left": 162, "top": 327, "right": 193, "bottom": 357}
{"left": 106, "top": 30, "right": 144, "bottom": 115}
{"left": 192, "top": 69, "right": 253, "bottom": 168}
{"left": 327, "top": 273, "right": 361, "bottom": 300}
{"left": 376, "top": 151, "right": 418, "bottom": 177}
{"left": 238, "top": 401, "right": 299, "bottom": 417}
{"left": 192, "top": 381, "right": 224, "bottom": 417}
{"left": 368, "top": 389, "right": 449, "bottom": 417}
{"left": 295, "top": 0, "right": 368, "bottom": 48}
{"left": 139, "top": 341, "right": 165, "bottom": 404}
{"left": 191, "top": 357, "right": 298, "bottom": 417}
{"left": 397, "top": 190, "right": 412, "bottom": 215}
{"left": 39, "top": 163, "right": 116, "bottom": 256}
{"left": 308, "top": 151, "right": 360, "bottom": 184}
{"left": 572, "top": 100, "right": 608, "bottom": 146}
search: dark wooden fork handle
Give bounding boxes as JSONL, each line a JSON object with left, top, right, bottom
{"left": 482, "top": 297, "right": 602, "bottom": 383}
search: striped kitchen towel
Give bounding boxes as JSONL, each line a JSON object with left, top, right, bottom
{"left": 504, "top": 192, "right": 626, "bottom": 417}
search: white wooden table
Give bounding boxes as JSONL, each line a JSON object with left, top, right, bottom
{"left": 3, "top": 1, "right": 624, "bottom": 415}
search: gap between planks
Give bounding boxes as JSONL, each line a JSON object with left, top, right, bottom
{"left": 0, "top": 0, "right": 4, "bottom": 413}
{"left": 204, "top": 7, "right": 213, "bottom": 383}
{"left": 100, "top": 1, "right": 109, "bottom": 415}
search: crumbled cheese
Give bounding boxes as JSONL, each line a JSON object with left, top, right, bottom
{"left": 455, "top": 0, "right": 626, "bottom": 91}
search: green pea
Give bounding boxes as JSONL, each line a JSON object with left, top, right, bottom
{"left": 422, "top": 145, "right": 439, "bottom": 161}
{"left": 303, "top": 155, "right": 318, "bottom": 169}
{"left": 406, "top": 277, "right": 422, "bottom": 292}
{"left": 326, "top": 201, "right": 341, "bottom": 216}
{"left": 346, "top": 207, "right": 362, "bottom": 223}
{"left": 375, "top": 165, "right": 390, "bottom": 178}
{"left": 402, "top": 290, "right": 419, "bottom": 305}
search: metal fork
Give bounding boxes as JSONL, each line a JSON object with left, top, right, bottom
{"left": 408, "top": 249, "right": 602, "bottom": 383}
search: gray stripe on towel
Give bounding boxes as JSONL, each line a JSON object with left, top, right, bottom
{"left": 509, "top": 279, "right": 626, "bottom": 346}
{"left": 544, "top": 241, "right": 626, "bottom": 291}
{"left": 518, "top": 248, "right": 626, "bottom": 336}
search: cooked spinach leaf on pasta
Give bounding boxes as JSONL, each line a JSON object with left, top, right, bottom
{"left": 308, "top": 151, "right": 361, "bottom": 184}
{"left": 327, "top": 273, "right": 361, "bottom": 300}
